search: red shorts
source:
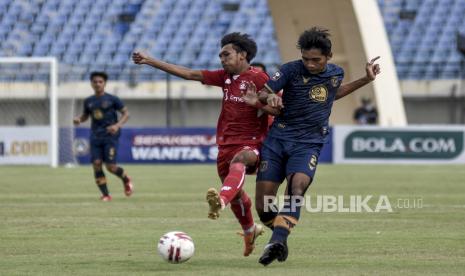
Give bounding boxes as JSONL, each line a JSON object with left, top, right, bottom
{"left": 217, "top": 144, "right": 261, "bottom": 180}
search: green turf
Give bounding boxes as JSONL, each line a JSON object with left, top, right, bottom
{"left": 1, "top": 165, "right": 464, "bottom": 275}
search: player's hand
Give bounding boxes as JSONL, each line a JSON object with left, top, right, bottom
{"left": 132, "top": 51, "right": 149, "bottom": 65}
{"left": 73, "top": 117, "right": 81, "bottom": 126}
{"left": 107, "top": 124, "right": 120, "bottom": 135}
{"left": 366, "top": 56, "right": 381, "bottom": 81}
{"left": 241, "top": 81, "right": 259, "bottom": 106}
{"left": 267, "top": 94, "right": 283, "bottom": 108}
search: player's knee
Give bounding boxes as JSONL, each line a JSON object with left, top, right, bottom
{"left": 231, "top": 150, "right": 256, "bottom": 166}
{"left": 290, "top": 176, "right": 312, "bottom": 196}
{"left": 93, "top": 160, "right": 103, "bottom": 170}
{"left": 105, "top": 163, "right": 117, "bottom": 172}
{"left": 230, "top": 155, "right": 247, "bottom": 165}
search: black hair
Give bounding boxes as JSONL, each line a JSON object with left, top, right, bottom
{"left": 90, "top": 71, "right": 108, "bottom": 82}
{"left": 221, "top": 32, "right": 257, "bottom": 62}
{"left": 251, "top": 62, "right": 267, "bottom": 72}
{"left": 297, "top": 27, "right": 332, "bottom": 56}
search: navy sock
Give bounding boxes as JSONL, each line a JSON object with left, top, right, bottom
{"left": 270, "top": 196, "right": 302, "bottom": 243}
{"left": 94, "top": 170, "right": 109, "bottom": 196}
{"left": 114, "top": 167, "right": 129, "bottom": 183}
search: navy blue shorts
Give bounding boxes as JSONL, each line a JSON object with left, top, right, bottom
{"left": 257, "top": 136, "right": 323, "bottom": 184}
{"left": 90, "top": 138, "right": 118, "bottom": 164}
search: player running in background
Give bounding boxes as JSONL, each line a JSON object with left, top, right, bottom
{"left": 73, "top": 72, "right": 133, "bottom": 201}
{"left": 132, "top": 33, "right": 279, "bottom": 256}
{"left": 248, "top": 27, "right": 381, "bottom": 265}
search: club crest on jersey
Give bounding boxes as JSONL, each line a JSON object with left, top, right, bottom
{"left": 225, "top": 78, "right": 231, "bottom": 84}
{"left": 309, "top": 85, "right": 328, "bottom": 102}
{"left": 272, "top": 71, "right": 282, "bottom": 81}
{"left": 259, "top": 161, "right": 268, "bottom": 172}
{"left": 309, "top": 155, "right": 317, "bottom": 171}
{"left": 93, "top": 109, "right": 103, "bottom": 120}
{"left": 239, "top": 80, "right": 247, "bottom": 91}
{"left": 331, "top": 76, "right": 340, "bottom": 87}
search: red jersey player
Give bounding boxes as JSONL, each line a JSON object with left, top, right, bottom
{"left": 132, "top": 33, "right": 279, "bottom": 256}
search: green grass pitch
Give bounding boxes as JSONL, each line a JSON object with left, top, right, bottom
{"left": 1, "top": 165, "right": 465, "bottom": 275}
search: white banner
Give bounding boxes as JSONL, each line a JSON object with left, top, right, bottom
{"left": 334, "top": 125, "right": 465, "bottom": 164}
{"left": 0, "top": 127, "right": 51, "bottom": 165}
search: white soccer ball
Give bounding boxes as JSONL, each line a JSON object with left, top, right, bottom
{"left": 157, "top": 231, "right": 195, "bottom": 263}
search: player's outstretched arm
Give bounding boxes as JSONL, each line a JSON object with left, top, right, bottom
{"left": 132, "top": 51, "right": 204, "bottom": 82}
{"left": 335, "top": 56, "right": 381, "bottom": 100}
{"left": 73, "top": 114, "right": 89, "bottom": 126}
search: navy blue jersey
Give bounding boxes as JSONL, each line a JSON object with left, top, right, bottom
{"left": 264, "top": 60, "right": 344, "bottom": 143}
{"left": 83, "top": 93, "right": 125, "bottom": 139}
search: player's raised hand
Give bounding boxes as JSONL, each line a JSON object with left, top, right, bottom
{"left": 107, "top": 124, "right": 120, "bottom": 135}
{"left": 267, "top": 94, "right": 283, "bottom": 108}
{"left": 132, "top": 51, "right": 149, "bottom": 65}
{"left": 366, "top": 56, "right": 381, "bottom": 81}
{"left": 73, "top": 117, "right": 81, "bottom": 126}
{"left": 242, "top": 81, "right": 259, "bottom": 106}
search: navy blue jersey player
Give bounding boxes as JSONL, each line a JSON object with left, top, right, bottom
{"left": 250, "top": 27, "right": 381, "bottom": 265}
{"left": 73, "top": 72, "right": 133, "bottom": 201}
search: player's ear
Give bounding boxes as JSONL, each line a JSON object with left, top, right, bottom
{"left": 327, "top": 52, "right": 333, "bottom": 61}
{"left": 239, "top": 51, "right": 247, "bottom": 61}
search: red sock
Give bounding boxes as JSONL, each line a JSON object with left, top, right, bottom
{"left": 220, "top": 163, "right": 246, "bottom": 206}
{"left": 230, "top": 191, "right": 254, "bottom": 231}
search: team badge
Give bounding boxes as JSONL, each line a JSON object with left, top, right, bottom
{"left": 302, "top": 76, "right": 311, "bottom": 84}
{"left": 239, "top": 80, "right": 247, "bottom": 90}
{"left": 259, "top": 161, "right": 268, "bottom": 172}
{"left": 331, "top": 76, "right": 340, "bottom": 88}
{"left": 309, "top": 85, "right": 328, "bottom": 102}
{"left": 225, "top": 78, "right": 231, "bottom": 84}
{"left": 93, "top": 109, "right": 103, "bottom": 120}
{"left": 272, "top": 71, "right": 282, "bottom": 81}
{"left": 309, "top": 155, "right": 317, "bottom": 171}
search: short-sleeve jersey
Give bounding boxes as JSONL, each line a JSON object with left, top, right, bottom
{"left": 83, "top": 93, "right": 125, "bottom": 139}
{"left": 201, "top": 67, "right": 269, "bottom": 145}
{"left": 264, "top": 60, "right": 344, "bottom": 143}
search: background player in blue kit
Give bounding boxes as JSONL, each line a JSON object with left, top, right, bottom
{"left": 251, "top": 27, "right": 381, "bottom": 265}
{"left": 73, "top": 72, "right": 133, "bottom": 201}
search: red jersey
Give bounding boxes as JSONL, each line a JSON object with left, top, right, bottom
{"left": 201, "top": 67, "right": 269, "bottom": 146}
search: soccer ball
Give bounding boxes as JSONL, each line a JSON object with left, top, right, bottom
{"left": 157, "top": 231, "right": 195, "bottom": 263}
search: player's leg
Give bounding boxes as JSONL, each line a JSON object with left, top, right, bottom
{"left": 103, "top": 139, "right": 133, "bottom": 196}
{"left": 91, "top": 139, "right": 111, "bottom": 200}
{"left": 206, "top": 145, "right": 264, "bottom": 256}
{"left": 255, "top": 180, "right": 280, "bottom": 230}
{"left": 255, "top": 137, "right": 286, "bottom": 230}
{"left": 220, "top": 147, "right": 258, "bottom": 206}
{"left": 206, "top": 146, "right": 258, "bottom": 219}
{"left": 259, "top": 144, "right": 322, "bottom": 266}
